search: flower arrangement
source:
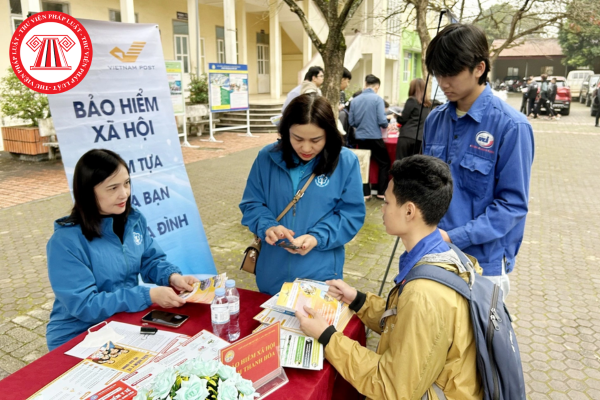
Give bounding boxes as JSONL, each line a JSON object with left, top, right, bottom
{"left": 133, "top": 359, "right": 259, "bottom": 400}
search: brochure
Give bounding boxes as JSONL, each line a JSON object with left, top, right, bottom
{"left": 178, "top": 272, "right": 227, "bottom": 303}
{"left": 280, "top": 330, "right": 323, "bottom": 371}
{"left": 276, "top": 279, "right": 342, "bottom": 326}
{"left": 260, "top": 293, "right": 295, "bottom": 316}
{"left": 254, "top": 308, "right": 303, "bottom": 335}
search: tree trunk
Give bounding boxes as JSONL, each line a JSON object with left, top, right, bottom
{"left": 414, "top": 0, "right": 431, "bottom": 80}
{"left": 320, "top": 32, "right": 346, "bottom": 118}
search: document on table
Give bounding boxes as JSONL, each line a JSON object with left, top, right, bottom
{"left": 65, "top": 321, "right": 184, "bottom": 359}
{"left": 254, "top": 308, "right": 303, "bottom": 335}
{"left": 280, "top": 331, "right": 323, "bottom": 371}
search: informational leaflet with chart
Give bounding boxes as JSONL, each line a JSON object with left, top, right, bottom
{"left": 276, "top": 279, "right": 342, "bottom": 326}
{"left": 280, "top": 330, "right": 323, "bottom": 371}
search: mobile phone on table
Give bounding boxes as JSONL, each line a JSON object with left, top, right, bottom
{"left": 141, "top": 310, "right": 189, "bottom": 328}
{"left": 277, "top": 240, "right": 300, "bottom": 250}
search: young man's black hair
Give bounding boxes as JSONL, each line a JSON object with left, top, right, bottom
{"left": 390, "top": 155, "right": 453, "bottom": 226}
{"left": 425, "top": 24, "right": 490, "bottom": 85}
{"left": 304, "top": 66, "right": 324, "bottom": 82}
{"left": 343, "top": 68, "right": 352, "bottom": 80}
{"left": 365, "top": 74, "right": 381, "bottom": 87}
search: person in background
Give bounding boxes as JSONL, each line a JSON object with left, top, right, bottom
{"left": 519, "top": 79, "right": 528, "bottom": 114}
{"left": 532, "top": 74, "right": 554, "bottom": 120}
{"left": 46, "top": 149, "right": 198, "bottom": 350}
{"left": 526, "top": 78, "right": 538, "bottom": 116}
{"left": 594, "top": 85, "right": 600, "bottom": 127}
{"left": 282, "top": 66, "right": 324, "bottom": 114}
{"left": 349, "top": 74, "right": 390, "bottom": 201}
{"left": 395, "top": 78, "right": 432, "bottom": 161}
{"left": 339, "top": 67, "right": 352, "bottom": 109}
{"left": 548, "top": 77, "right": 560, "bottom": 120}
{"left": 240, "top": 95, "right": 365, "bottom": 295}
{"left": 422, "top": 23, "right": 534, "bottom": 297}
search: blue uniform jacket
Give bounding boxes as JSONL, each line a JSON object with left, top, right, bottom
{"left": 240, "top": 143, "right": 366, "bottom": 295}
{"left": 46, "top": 208, "right": 180, "bottom": 350}
{"left": 348, "top": 88, "right": 389, "bottom": 139}
{"left": 423, "top": 84, "right": 534, "bottom": 276}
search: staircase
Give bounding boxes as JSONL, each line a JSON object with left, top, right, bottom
{"left": 216, "top": 103, "right": 283, "bottom": 133}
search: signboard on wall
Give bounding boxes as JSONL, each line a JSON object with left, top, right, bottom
{"left": 208, "top": 63, "right": 249, "bottom": 112}
{"left": 166, "top": 60, "right": 184, "bottom": 115}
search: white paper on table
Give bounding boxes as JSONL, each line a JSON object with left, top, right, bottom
{"left": 254, "top": 308, "right": 303, "bottom": 334}
{"left": 28, "top": 360, "right": 129, "bottom": 400}
{"left": 65, "top": 321, "right": 184, "bottom": 359}
{"left": 280, "top": 331, "right": 323, "bottom": 371}
{"left": 121, "top": 330, "right": 229, "bottom": 390}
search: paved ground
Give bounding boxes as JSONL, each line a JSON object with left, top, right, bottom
{"left": 1, "top": 94, "right": 600, "bottom": 399}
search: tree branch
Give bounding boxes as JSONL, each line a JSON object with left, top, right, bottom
{"left": 339, "top": 0, "right": 366, "bottom": 28}
{"left": 311, "top": 0, "right": 329, "bottom": 20}
{"left": 280, "top": 0, "right": 325, "bottom": 51}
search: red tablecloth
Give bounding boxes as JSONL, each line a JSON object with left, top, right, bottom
{"left": 0, "top": 289, "right": 366, "bottom": 400}
{"left": 369, "top": 136, "right": 397, "bottom": 185}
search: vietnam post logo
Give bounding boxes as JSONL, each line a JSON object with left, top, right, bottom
{"left": 110, "top": 42, "right": 146, "bottom": 62}
{"left": 475, "top": 131, "right": 494, "bottom": 148}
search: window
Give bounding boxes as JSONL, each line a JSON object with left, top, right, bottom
{"left": 257, "top": 44, "right": 269, "bottom": 75}
{"left": 507, "top": 67, "right": 519, "bottom": 77}
{"left": 541, "top": 66, "right": 554, "bottom": 75}
{"left": 42, "top": 1, "right": 70, "bottom": 14}
{"left": 403, "top": 52, "right": 412, "bottom": 82}
{"left": 200, "top": 38, "right": 206, "bottom": 73}
{"left": 174, "top": 35, "right": 190, "bottom": 73}
{"left": 109, "top": 9, "right": 139, "bottom": 23}
{"left": 9, "top": 0, "right": 22, "bottom": 14}
{"left": 216, "top": 27, "right": 225, "bottom": 63}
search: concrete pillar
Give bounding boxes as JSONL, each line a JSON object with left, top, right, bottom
{"left": 269, "top": 0, "right": 282, "bottom": 99}
{"left": 236, "top": 0, "right": 248, "bottom": 65}
{"left": 223, "top": 0, "right": 237, "bottom": 63}
{"left": 187, "top": 0, "right": 201, "bottom": 75}
{"left": 302, "top": 0, "right": 312, "bottom": 67}
{"left": 120, "top": 0, "right": 135, "bottom": 23}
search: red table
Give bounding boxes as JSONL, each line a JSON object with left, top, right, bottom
{"left": 369, "top": 136, "right": 397, "bottom": 185}
{"left": 0, "top": 289, "right": 366, "bottom": 400}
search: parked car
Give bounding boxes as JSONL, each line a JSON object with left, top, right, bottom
{"left": 590, "top": 81, "right": 600, "bottom": 117}
{"left": 566, "top": 69, "right": 594, "bottom": 100}
{"left": 581, "top": 74, "right": 600, "bottom": 106}
{"left": 532, "top": 76, "right": 571, "bottom": 116}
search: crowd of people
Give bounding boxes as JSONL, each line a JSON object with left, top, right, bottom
{"left": 44, "top": 23, "right": 533, "bottom": 400}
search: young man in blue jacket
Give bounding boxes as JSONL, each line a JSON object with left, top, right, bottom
{"left": 349, "top": 74, "right": 390, "bottom": 200}
{"left": 423, "top": 24, "right": 534, "bottom": 297}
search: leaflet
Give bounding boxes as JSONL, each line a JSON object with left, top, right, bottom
{"left": 280, "top": 331, "right": 323, "bottom": 371}
{"left": 277, "top": 279, "right": 342, "bottom": 326}
{"left": 260, "top": 294, "right": 295, "bottom": 316}
{"left": 65, "top": 321, "right": 183, "bottom": 359}
{"left": 178, "top": 273, "right": 227, "bottom": 303}
{"left": 253, "top": 308, "right": 303, "bottom": 335}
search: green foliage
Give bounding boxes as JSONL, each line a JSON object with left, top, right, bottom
{"left": 558, "top": 0, "right": 600, "bottom": 68}
{"left": 0, "top": 68, "right": 50, "bottom": 127}
{"left": 343, "top": 83, "right": 363, "bottom": 101}
{"left": 188, "top": 73, "right": 209, "bottom": 104}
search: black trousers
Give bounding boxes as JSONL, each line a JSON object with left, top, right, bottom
{"left": 596, "top": 107, "right": 600, "bottom": 126}
{"left": 534, "top": 98, "right": 554, "bottom": 117}
{"left": 520, "top": 96, "right": 527, "bottom": 114}
{"left": 528, "top": 98, "right": 536, "bottom": 115}
{"left": 356, "top": 139, "right": 390, "bottom": 196}
{"left": 395, "top": 136, "right": 421, "bottom": 161}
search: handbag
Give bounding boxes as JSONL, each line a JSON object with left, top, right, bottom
{"left": 240, "top": 173, "right": 316, "bottom": 275}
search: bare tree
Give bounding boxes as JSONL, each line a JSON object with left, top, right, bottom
{"left": 280, "top": 0, "right": 365, "bottom": 110}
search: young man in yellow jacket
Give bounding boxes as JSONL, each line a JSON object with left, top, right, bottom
{"left": 297, "top": 155, "right": 483, "bottom": 400}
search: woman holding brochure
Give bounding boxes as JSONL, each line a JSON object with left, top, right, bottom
{"left": 46, "top": 149, "right": 199, "bottom": 350}
{"left": 240, "top": 95, "right": 366, "bottom": 295}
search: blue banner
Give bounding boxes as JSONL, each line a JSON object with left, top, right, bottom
{"left": 48, "top": 20, "right": 216, "bottom": 276}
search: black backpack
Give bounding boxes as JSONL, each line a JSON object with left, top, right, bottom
{"left": 526, "top": 83, "right": 538, "bottom": 99}
{"left": 400, "top": 243, "right": 526, "bottom": 400}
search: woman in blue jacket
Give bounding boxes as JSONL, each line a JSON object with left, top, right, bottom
{"left": 46, "top": 149, "right": 198, "bottom": 350}
{"left": 240, "top": 95, "right": 366, "bottom": 295}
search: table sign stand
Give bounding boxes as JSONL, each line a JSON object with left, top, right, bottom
{"left": 220, "top": 323, "right": 287, "bottom": 399}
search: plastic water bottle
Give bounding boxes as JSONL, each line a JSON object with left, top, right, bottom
{"left": 225, "top": 280, "right": 241, "bottom": 342}
{"left": 211, "top": 288, "right": 230, "bottom": 341}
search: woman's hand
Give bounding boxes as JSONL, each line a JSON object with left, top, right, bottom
{"left": 149, "top": 287, "right": 186, "bottom": 308}
{"left": 169, "top": 273, "right": 198, "bottom": 293}
{"left": 265, "top": 225, "right": 295, "bottom": 245}
{"left": 284, "top": 234, "right": 318, "bottom": 256}
{"left": 296, "top": 306, "right": 330, "bottom": 340}
{"left": 326, "top": 279, "right": 357, "bottom": 305}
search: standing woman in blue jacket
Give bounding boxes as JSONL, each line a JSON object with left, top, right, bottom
{"left": 240, "top": 95, "right": 366, "bottom": 295}
{"left": 46, "top": 149, "right": 198, "bottom": 350}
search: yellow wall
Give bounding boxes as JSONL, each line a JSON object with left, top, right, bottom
{"left": 0, "top": 1, "right": 11, "bottom": 81}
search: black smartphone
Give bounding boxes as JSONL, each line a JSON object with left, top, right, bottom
{"left": 141, "top": 310, "right": 189, "bottom": 328}
{"left": 277, "top": 240, "right": 300, "bottom": 250}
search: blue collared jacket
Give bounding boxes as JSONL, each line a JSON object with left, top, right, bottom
{"left": 239, "top": 143, "right": 366, "bottom": 295}
{"left": 423, "top": 84, "right": 534, "bottom": 276}
{"left": 348, "top": 88, "right": 389, "bottom": 139}
{"left": 46, "top": 208, "right": 180, "bottom": 350}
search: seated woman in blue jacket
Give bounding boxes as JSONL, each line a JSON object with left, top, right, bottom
{"left": 46, "top": 149, "right": 198, "bottom": 350}
{"left": 240, "top": 95, "right": 366, "bottom": 295}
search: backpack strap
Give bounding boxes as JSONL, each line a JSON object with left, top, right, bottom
{"left": 402, "top": 264, "right": 471, "bottom": 300}
{"left": 447, "top": 243, "right": 476, "bottom": 288}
